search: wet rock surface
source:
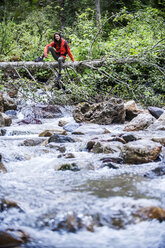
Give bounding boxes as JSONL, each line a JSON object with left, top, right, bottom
{"left": 134, "top": 206, "right": 165, "bottom": 222}
{"left": 121, "top": 139, "right": 162, "bottom": 164}
{"left": 73, "top": 98, "right": 125, "bottom": 124}
{"left": 148, "top": 106, "right": 164, "bottom": 119}
{"left": 0, "top": 112, "right": 12, "bottom": 127}
{"left": 48, "top": 134, "right": 75, "bottom": 143}
{"left": 20, "top": 138, "right": 46, "bottom": 146}
{"left": 124, "top": 113, "right": 155, "bottom": 131}
{"left": 124, "top": 100, "right": 142, "bottom": 121}
{"left": 0, "top": 229, "right": 29, "bottom": 248}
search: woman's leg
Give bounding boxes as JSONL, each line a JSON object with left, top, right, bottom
{"left": 47, "top": 46, "right": 59, "bottom": 61}
{"left": 58, "top": 56, "right": 65, "bottom": 74}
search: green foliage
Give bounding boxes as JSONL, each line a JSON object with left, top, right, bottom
{"left": 0, "top": 4, "right": 164, "bottom": 107}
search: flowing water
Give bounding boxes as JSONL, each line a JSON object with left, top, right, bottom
{"left": 0, "top": 106, "right": 165, "bottom": 248}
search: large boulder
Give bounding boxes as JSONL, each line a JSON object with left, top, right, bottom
{"left": 124, "top": 113, "right": 155, "bottom": 131}
{"left": 121, "top": 139, "right": 162, "bottom": 164}
{"left": 73, "top": 98, "right": 125, "bottom": 124}
{"left": 0, "top": 112, "right": 12, "bottom": 127}
{"left": 124, "top": 100, "right": 142, "bottom": 121}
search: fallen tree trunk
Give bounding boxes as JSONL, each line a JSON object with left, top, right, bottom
{"left": 0, "top": 60, "right": 104, "bottom": 70}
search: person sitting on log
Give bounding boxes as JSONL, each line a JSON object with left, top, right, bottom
{"left": 35, "top": 32, "right": 74, "bottom": 80}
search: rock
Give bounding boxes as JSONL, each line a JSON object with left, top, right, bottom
{"left": 121, "top": 133, "right": 137, "bottom": 143}
{"left": 65, "top": 153, "right": 75, "bottom": 158}
{"left": 33, "top": 104, "right": 63, "bottom": 119}
{"left": 0, "top": 129, "right": 6, "bottom": 136}
{"left": 8, "top": 87, "right": 18, "bottom": 98}
{"left": 0, "top": 162, "right": 7, "bottom": 173}
{"left": 148, "top": 106, "right": 164, "bottom": 119}
{"left": 18, "top": 117, "right": 42, "bottom": 125}
{"left": 124, "top": 113, "right": 155, "bottom": 131}
{"left": 0, "top": 229, "right": 29, "bottom": 248}
{"left": 0, "top": 112, "right": 12, "bottom": 127}
{"left": 3, "top": 93, "right": 17, "bottom": 111}
{"left": 151, "top": 137, "right": 165, "bottom": 146}
{"left": 158, "top": 111, "right": 165, "bottom": 122}
{"left": 0, "top": 199, "right": 22, "bottom": 211}
{"left": 91, "top": 141, "right": 122, "bottom": 154}
{"left": 48, "top": 134, "right": 75, "bottom": 143}
{"left": 135, "top": 206, "right": 165, "bottom": 222}
{"left": 148, "top": 111, "right": 165, "bottom": 130}
{"left": 46, "top": 143, "right": 66, "bottom": 153}
{"left": 39, "top": 129, "right": 66, "bottom": 137}
{"left": 21, "top": 138, "right": 45, "bottom": 146}
{"left": 144, "top": 166, "right": 165, "bottom": 178}
{"left": 58, "top": 120, "right": 69, "bottom": 127}
{"left": 121, "top": 139, "right": 162, "bottom": 164}
{"left": 63, "top": 122, "right": 80, "bottom": 132}
{"left": 20, "top": 105, "right": 63, "bottom": 120}
{"left": 57, "top": 163, "right": 79, "bottom": 171}
{"left": 124, "top": 100, "right": 141, "bottom": 121}
{"left": 0, "top": 92, "right": 4, "bottom": 112}
{"left": 73, "top": 98, "right": 125, "bottom": 124}
{"left": 87, "top": 140, "right": 96, "bottom": 151}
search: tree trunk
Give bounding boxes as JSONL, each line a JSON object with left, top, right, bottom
{"left": 0, "top": 60, "right": 104, "bottom": 70}
{"left": 60, "top": 0, "right": 65, "bottom": 33}
{"left": 95, "top": 0, "right": 101, "bottom": 26}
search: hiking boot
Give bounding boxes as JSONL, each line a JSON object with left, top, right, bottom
{"left": 56, "top": 74, "right": 61, "bottom": 80}
{"left": 35, "top": 56, "right": 44, "bottom": 62}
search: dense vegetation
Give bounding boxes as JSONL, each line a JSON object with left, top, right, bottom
{"left": 0, "top": 0, "right": 164, "bottom": 106}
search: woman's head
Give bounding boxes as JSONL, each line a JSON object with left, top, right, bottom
{"left": 54, "top": 32, "right": 61, "bottom": 42}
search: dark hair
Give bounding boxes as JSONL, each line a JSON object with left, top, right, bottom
{"left": 54, "top": 32, "right": 62, "bottom": 44}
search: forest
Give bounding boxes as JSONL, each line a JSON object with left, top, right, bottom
{"left": 0, "top": 0, "right": 165, "bottom": 106}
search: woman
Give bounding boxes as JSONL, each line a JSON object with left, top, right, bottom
{"left": 37, "top": 32, "right": 74, "bottom": 80}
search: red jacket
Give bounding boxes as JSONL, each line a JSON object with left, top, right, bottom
{"left": 44, "top": 38, "right": 74, "bottom": 61}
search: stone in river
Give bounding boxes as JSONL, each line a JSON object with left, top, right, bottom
{"left": 48, "top": 134, "right": 75, "bottom": 143}
{"left": 121, "top": 139, "right": 162, "bottom": 164}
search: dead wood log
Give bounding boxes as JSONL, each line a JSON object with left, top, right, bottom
{"left": 0, "top": 60, "right": 104, "bottom": 70}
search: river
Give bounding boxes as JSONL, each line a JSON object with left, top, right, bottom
{"left": 0, "top": 105, "right": 165, "bottom": 248}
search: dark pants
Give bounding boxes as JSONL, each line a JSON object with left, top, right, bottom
{"left": 47, "top": 46, "right": 65, "bottom": 74}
